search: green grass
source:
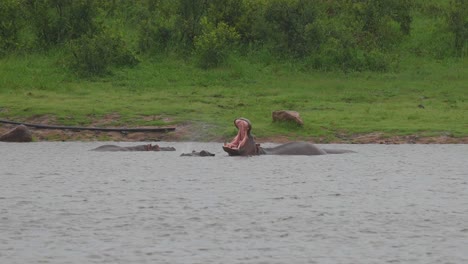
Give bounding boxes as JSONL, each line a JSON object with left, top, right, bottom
{"left": 0, "top": 52, "right": 467, "bottom": 141}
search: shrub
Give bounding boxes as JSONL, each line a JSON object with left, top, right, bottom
{"left": 194, "top": 19, "right": 240, "bottom": 69}
{"left": 136, "top": 0, "right": 177, "bottom": 54}
{"left": 264, "top": 0, "right": 319, "bottom": 58}
{"left": 25, "top": 0, "right": 98, "bottom": 48}
{"left": 447, "top": 0, "right": 468, "bottom": 57}
{"left": 0, "top": 0, "right": 22, "bottom": 56}
{"left": 138, "top": 18, "right": 175, "bottom": 54}
{"left": 349, "top": 0, "right": 412, "bottom": 50}
{"left": 206, "top": 0, "right": 245, "bottom": 27}
{"left": 176, "top": 0, "right": 208, "bottom": 51}
{"left": 68, "top": 30, "right": 138, "bottom": 76}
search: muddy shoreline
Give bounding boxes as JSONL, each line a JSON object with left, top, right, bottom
{"left": 1, "top": 122, "right": 466, "bottom": 144}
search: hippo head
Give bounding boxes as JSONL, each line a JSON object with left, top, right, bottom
{"left": 222, "top": 118, "right": 259, "bottom": 156}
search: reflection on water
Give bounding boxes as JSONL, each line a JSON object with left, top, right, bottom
{"left": 1, "top": 142, "right": 467, "bottom": 264}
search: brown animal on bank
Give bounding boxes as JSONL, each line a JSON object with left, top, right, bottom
{"left": 0, "top": 125, "right": 33, "bottom": 142}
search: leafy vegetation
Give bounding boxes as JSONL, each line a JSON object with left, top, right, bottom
{"left": 0, "top": 0, "right": 466, "bottom": 141}
{"left": 1, "top": 0, "right": 466, "bottom": 71}
{"left": 68, "top": 29, "right": 138, "bottom": 76}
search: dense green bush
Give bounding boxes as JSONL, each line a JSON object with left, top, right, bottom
{"left": 135, "top": 0, "right": 178, "bottom": 55}
{"left": 264, "top": 0, "right": 319, "bottom": 58}
{"left": 346, "top": 0, "right": 412, "bottom": 50}
{"left": 176, "top": 0, "right": 207, "bottom": 51}
{"left": 447, "top": 0, "right": 468, "bottom": 57}
{"left": 68, "top": 30, "right": 138, "bottom": 76}
{"left": 0, "top": 0, "right": 463, "bottom": 73}
{"left": 0, "top": 0, "right": 23, "bottom": 56}
{"left": 194, "top": 19, "right": 240, "bottom": 69}
{"left": 138, "top": 19, "right": 174, "bottom": 54}
{"left": 25, "top": 0, "right": 98, "bottom": 48}
{"left": 206, "top": 0, "right": 245, "bottom": 28}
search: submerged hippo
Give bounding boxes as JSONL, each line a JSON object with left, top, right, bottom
{"left": 180, "top": 150, "right": 215, "bottom": 157}
{"left": 91, "top": 144, "right": 175, "bottom": 152}
{"left": 222, "top": 118, "right": 354, "bottom": 156}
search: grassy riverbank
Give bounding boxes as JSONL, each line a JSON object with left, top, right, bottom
{"left": 0, "top": 53, "right": 467, "bottom": 142}
{"left": 0, "top": 0, "right": 467, "bottom": 142}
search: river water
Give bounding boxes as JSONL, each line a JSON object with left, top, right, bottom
{"left": 1, "top": 142, "right": 467, "bottom": 264}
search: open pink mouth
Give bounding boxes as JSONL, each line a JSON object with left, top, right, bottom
{"left": 223, "top": 118, "right": 250, "bottom": 150}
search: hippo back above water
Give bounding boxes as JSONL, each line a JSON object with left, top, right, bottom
{"left": 91, "top": 144, "right": 175, "bottom": 152}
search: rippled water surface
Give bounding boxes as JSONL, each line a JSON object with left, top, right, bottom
{"left": 1, "top": 142, "right": 467, "bottom": 264}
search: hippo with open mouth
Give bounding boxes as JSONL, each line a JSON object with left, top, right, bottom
{"left": 222, "top": 118, "right": 354, "bottom": 156}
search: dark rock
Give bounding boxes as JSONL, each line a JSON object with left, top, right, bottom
{"left": 0, "top": 125, "right": 33, "bottom": 142}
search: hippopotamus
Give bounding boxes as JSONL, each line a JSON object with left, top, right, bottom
{"left": 222, "top": 118, "right": 354, "bottom": 156}
{"left": 91, "top": 144, "right": 175, "bottom": 152}
{"left": 180, "top": 150, "right": 215, "bottom": 157}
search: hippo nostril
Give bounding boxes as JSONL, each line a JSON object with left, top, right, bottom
{"left": 234, "top": 117, "right": 252, "bottom": 133}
